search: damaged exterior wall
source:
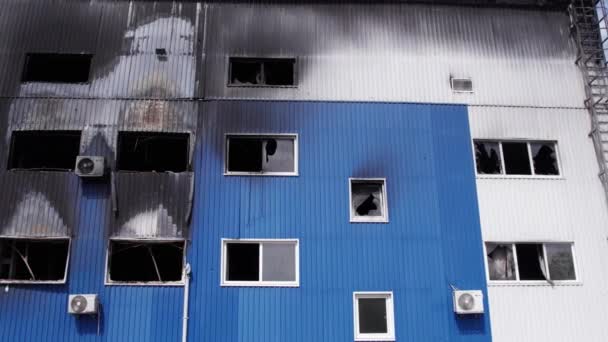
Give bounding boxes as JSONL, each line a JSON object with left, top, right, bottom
{"left": 0, "top": 1, "right": 603, "bottom": 342}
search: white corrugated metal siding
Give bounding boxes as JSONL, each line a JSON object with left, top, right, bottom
{"left": 469, "top": 106, "right": 608, "bottom": 342}
{"left": 203, "top": 4, "right": 585, "bottom": 107}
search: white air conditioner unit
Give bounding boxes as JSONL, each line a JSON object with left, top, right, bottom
{"left": 453, "top": 290, "right": 484, "bottom": 314}
{"left": 74, "top": 156, "right": 105, "bottom": 178}
{"left": 68, "top": 294, "right": 99, "bottom": 315}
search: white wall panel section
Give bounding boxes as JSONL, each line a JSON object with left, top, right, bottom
{"left": 204, "top": 4, "right": 585, "bottom": 107}
{"left": 470, "top": 106, "right": 608, "bottom": 342}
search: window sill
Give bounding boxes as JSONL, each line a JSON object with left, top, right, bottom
{"left": 350, "top": 218, "right": 389, "bottom": 224}
{"left": 476, "top": 175, "right": 564, "bottom": 180}
{"left": 488, "top": 280, "right": 581, "bottom": 287}
{"left": 221, "top": 282, "right": 299, "bottom": 288}
{"left": 355, "top": 335, "right": 396, "bottom": 341}
{"left": 227, "top": 84, "right": 298, "bottom": 89}
{"left": 0, "top": 280, "right": 67, "bottom": 285}
{"left": 224, "top": 172, "right": 299, "bottom": 177}
{"left": 104, "top": 281, "right": 185, "bottom": 287}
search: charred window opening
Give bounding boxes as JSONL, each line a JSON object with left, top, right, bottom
{"left": 8, "top": 131, "right": 81, "bottom": 171}
{"left": 473, "top": 140, "right": 559, "bottom": 176}
{"left": 475, "top": 142, "right": 501, "bottom": 174}
{"left": 223, "top": 240, "right": 298, "bottom": 286}
{"left": 502, "top": 142, "right": 531, "bottom": 175}
{"left": 117, "top": 132, "right": 189, "bottom": 172}
{"left": 0, "top": 239, "right": 69, "bottom": 282}
{"left": 107, "top": 240, "right": 184, "bottom": 283}
{"left": 22, "top": 53, "right": 92, "bottom": 83}
{"left": 531, "top": 142, "right": 559, "bottom": 175}
{"left": 485, "top": 242, "right": 576, "bottom": 283}
{"left": 229, "top": 58, "right": 296, "bottom": 86}
{"left": 226, "top": 135, "right": 296, "bottom": 175}
{"left": 350, "top": 179, "right": 388, "bottom": 223}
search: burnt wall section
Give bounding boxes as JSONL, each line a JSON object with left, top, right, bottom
{"left": 0, "top": 0, "right": 203, "bottom": 100}
{"left": 113, "top": 172, "right": 193, "bottom": 239}
{"left": 0, "top": 172, "right": 79, "bottom": 237}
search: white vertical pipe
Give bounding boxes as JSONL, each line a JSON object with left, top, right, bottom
{"left": 182, "top": 263, "right": 191, "bottom": 342}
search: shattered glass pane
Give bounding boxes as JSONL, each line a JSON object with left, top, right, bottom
{"left": 358, "top": 298, "right": 388, "bottom": 334}
{"left": 230, "top": 59, "right": 262, "bottom": 85}
{"left": 262, "top": 243, "right": 296, "bottom": 282}
{"left": 264, "top": 59, "right": 295, "bottom": 86}
{"left": 515, "top": 243, "right": 545, "bottom": 280}
{"left": 474, "top": 141, "right": 502, "bottom": 174}
{"left": 226, "top": 243, "right": 259, "bottom": 281}
{"left": 502, "top": 142, "right": 532, "bottom": 175}
{"left": 262, "top": 138, "right": 295, "bottom": 173}
{"left": 228, "top": 138, "right": 263, "bottom": 172}
{"left": 352, "top": 182, "right": 384, "bottom": 217}
{"left": 486, "top": 243, "right": 516, "bottom": 281}
{"left": 531, "top": 142, "right": 559, "bottom": 175}
{"left": 545, "top": 243, "right": 576, "bottom": 281}
{"left": 0, "top": 239, "right": 69, "bottom": 281}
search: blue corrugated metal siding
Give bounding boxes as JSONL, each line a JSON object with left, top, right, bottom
{"left": 188, "top": 100, "right": 491, "bottom": 341}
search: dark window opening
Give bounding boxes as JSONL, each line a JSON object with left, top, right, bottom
{"left": 475, "top": 141, "right": 501, "bottom": 174}
{"left": 515, "top": 243, "right": 546, "bottom": 281}
{"left": 226, "top": 136, "right": 295, "bottom": 174}
{"left": 22, "top": 53, "right": 92, "bottom": 83}
{"left": 358, "top": 298, "right": 388, "bottom": 334}
{"left": 8, "top": 130, "right": 81, "bottom": 171}
{"left": 351, "top": 181, "right": 385, "bottom": 218}
{"left": 108, "top": 240, "right": 184, "bottom": 282}
{"left": 531, "top": 142, "right": 559, "bottom": 175}
{"left": 117, "top": 132, "right": 189, "bottom": 172}
{"left": 226, "top": 243, "right": 259, "bottom": 281}
{"left": 229, "top": 58, "right": 295, "bottom": 86}
{"left": 451, "top": 78, "right": 473, "bottom": 92}
{"left": 0, "top": 239, "right": 69, "bottom": 281}
{"left": 502, "top": 142, "right": 531, "bottom": 175}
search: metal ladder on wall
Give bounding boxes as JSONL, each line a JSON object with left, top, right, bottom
{"left": 570, "top": 0, "right": 608, "bottom": 200}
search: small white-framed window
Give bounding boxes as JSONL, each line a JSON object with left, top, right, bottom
{"left": 105, "top": 239, "right": 186, "bottom": 286}
{"left": 221, "top": 239, "right": 299, "bottom": 287}
{"left": 450, "top": 77, "right": 473, "bottom": 93}
{"left": 0, "top": 237, "right": 71, "bottom": 284}
{"left": 225, "top": 134, "right": 298, "bottom": 176}
{"left": 349, "top": 178, "right": 388, "bottom": 223}
{"left": 485, "top": 242, "right": 577, "bottom": 284}
{"left": 473, "top": 140, "right": 560, "bottom": 177}
{"left": 353, "top": 292, "right": 395, "bottom": 341}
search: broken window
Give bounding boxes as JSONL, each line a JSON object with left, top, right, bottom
{"left": 485, "top": 243, "right": 516, "bottom": 281}
{"left": 350, "top": 179, "right": 388, "bottom": 223}
{"left": 0, "top": 238, "right": 70, "bottom": 282}
{"left": 485, "top": 242, "right": 576, "bottom": 283}
{"left": 8, "top": 130, "right": 81, "bottom": 171}
{"left": 117, "top": 132, "right": 189, "bottom": 172}
{"left": 229, "top": 58, "right": 296, "bottom": 86}
{"left": 107, "top": 240, "right": 184, "bottom": 283}
{"left": 473, "top": 140, "right": 559, "bottom": 176}
{"left": 226, "top": 135, "right": 297, "bottom": 175}
{"left": 354, "top": 292, "right": 395, "bottom": 341}
{"left": 531, "top": 142, "right": 559, "bottom": 175}
{"left": 22, "top": 53, "right": 92, "bottom": 83}
{"left": 222, "top": 240, "right": 298, "bottom": 286}
{"left": 475, "top": 142, "right": 501, "bottom": 174}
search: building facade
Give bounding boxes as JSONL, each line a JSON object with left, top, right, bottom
{"left": 0, "top": 1, "right": 605, "bottom": 341}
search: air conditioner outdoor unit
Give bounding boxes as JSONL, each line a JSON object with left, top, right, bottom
{"left": 68, "top": 294, "right": 99, "bottom": 315}
{"left": 453, "top": 290, "right": 484, "bottom": 315}
{"left": 74, "top": 156, "right": 105, "bottom": 178}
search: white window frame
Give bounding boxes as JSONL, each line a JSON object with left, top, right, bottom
{"left": 349, "top": 178, "right": 389, "bottom": 223}
{"left": 353, "top": 291, "right": 396, "bottom": 341}
{"left": 0, "top": 237, "right": 71, "bottom": 285}
{"left": 104, "top": 237, "right": 186, "bottom": 286}
{"left": 473, "top": 140, "right": 562, "bottom": 179}
{"left": 224, "top": 133, "right": 299, "bottom": 176}
{"left": 220, "top": 238, "right": 300, "bottom": 287}
{"left": 484, "top": 241, "right": 579, "bottom": 286}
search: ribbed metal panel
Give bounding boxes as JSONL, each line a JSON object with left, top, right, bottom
{"left": 203, "top": 4, "right": 585, "bottom": 107}
{"left": 469, "top": 105, "right": 608, "bottom": 342}
{"left": 113, "top": 172, "right": 193, "bottom": 238}
{"left": 0, "top": 0, "right": 202, "bottom": 100}
{"left": 188, "top": 100, "right": 491, "bottom": 341}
